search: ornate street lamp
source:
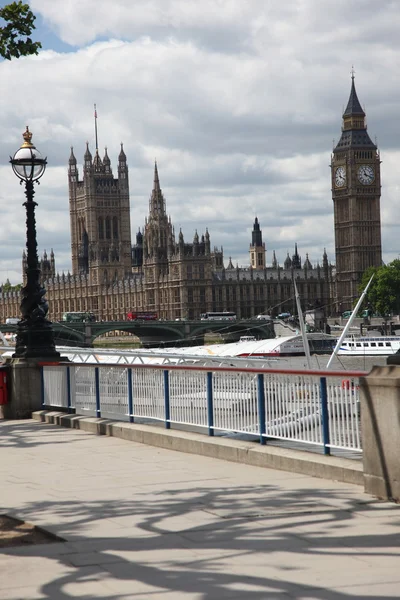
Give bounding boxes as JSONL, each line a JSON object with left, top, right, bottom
{"left": 10, "top": 127, "right": 60, "bottom": 359}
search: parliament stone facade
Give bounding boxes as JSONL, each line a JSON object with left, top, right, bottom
{"left": 0, "top": 76, "right": 382, "bottom": 323}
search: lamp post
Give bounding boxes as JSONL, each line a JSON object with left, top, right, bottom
{"left": 10, "top": 126, "right": 60, "bottom": 359}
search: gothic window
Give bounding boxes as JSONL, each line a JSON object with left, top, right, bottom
{"left": 187, "top": 265, "right": 192, "bottom": 279}
{"left": 188, "top": 289, "right": 193, "bottom": 303}
{"left": 98, "top": 218, "right": 104, "bottom": 240}
{"left": 199, "top": 265, "right": 204, "bottom": 279}
{"left": 105, "top": 217, "right": 111, "bottom": 240}
{"left": 258, "top": 253, "right": 263, "bottom": 266}
{"left": 113, "top": 217, "right": 119, "bottom": 239}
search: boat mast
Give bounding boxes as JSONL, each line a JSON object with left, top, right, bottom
{"left": 293, "top": 277, "right": 312, "bottom": 369}
{"left": 326, "top": 274, "right": 374, "bottom": 369}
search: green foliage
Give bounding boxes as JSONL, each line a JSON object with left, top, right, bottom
{"left": 0, "top": 1, "right": 41, "bottom": 60}
{"left": 1, "top": 279, "right": 22, "bottom": 292}
{"left": 360, "top": 260, "right": 400, "bottom": 317}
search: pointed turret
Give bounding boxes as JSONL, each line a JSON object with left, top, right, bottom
{"left": 249, "top": 216, "right": 266, "bottom": 270}
{"left": 102, "top": 147, "right": 112, "bottom": 174}
{"left": 251, "top": 216, "right": 262, "bottom": 246}
{"left": 292, "top": 243, "right": 301, "bottom": 269}
{"left": 118, "top": 142, "right": 126, "bottom": 163}
{"left": 284, "top": 252, "right": 292, "bottom": 270}
{"left": 68, "top": 147, "right": 79, "bottom": 182}
{"left": 149, "top": 161, "right": 166, "bottom": 216}
{"left": 93, "top": 149, "right": 103, "bottom": 173}
{"left": 84, "top": 142, "right": 92, "bottom": 161}
{"left": 84, "top": 142, "right": 92, "bottom": 172}
{"left": 69, "top": 146, "right": 77, "bottom": 167}
{"left": 272, "top": 250, "right": 277, "bottom": 269}
{"left": 117, "top": 142, "right": 128, "bottom": 188}
{"left": 343, "top": 74, "right": 365, "bottom": 117}
{"left": 205, "top": 228, "right": 210, "bottom": 255}
{"left": 50, "top": 249, "right": 55, "bottom": 276}
{"left": 323, "top": 248, "right": 329, "bottom": 267}
{"left": 334, "top": 74, "right": 376, "bottom": 151}
{"left": 304, "top": 253, "right": 312, "bottom": 270}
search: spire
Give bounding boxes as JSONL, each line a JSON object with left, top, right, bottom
{"left": 304, "top": 253, "right": 312, "bottom": 270}
{"left": 118, "top": 142, "right": 126, "bottom": 162}
{"left": 93, "top": 149, "right": 103, "bottom": 172}
{"left": 334, "top": 71, "right": 375, "bottom": 151}
{"left": 251, "top": 216, "right": 262, "bottom": 247}
{"left": 343, "top": 70, "right": 365, "bottom": 117}
{"left": 84, "top": 142, "right": 92, "bottom": 161}
{"left": 284, "top": 252, "right": 292, "bottom": 270}
{"left": 292, "top": 243, "right": 301, "bottom": 269}
{"left": 103, "top": 147, "right": 112, "bottom": 174}
{"left": 272, "top": 250, "right": 277, "bottom": 269}
{"left": 154, "top": 160, "right": 160, "bottom": 190}
{"left": 149, "top": 161, "right": 166, "bottom": 217}
{"left": 323, "top": 247, "right": 329, "bottom": 267}
{"left": 103, "top": 147, "right": 110, "bottom": 165}
{"left": 69, "top": 146, "right": 77, "bottom": 166}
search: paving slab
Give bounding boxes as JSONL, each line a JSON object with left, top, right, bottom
{"left": 0, "top": 419, "right": 399, "bottom": 600}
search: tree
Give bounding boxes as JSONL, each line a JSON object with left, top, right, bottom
{"left": 0, "top": 1, "right": 41, "bottom": 60}
{"left": 359, "top": 260, "right": 400, "bottom": 317}
{"left": 1, "top": 279, "right": 22, "bottom": 292}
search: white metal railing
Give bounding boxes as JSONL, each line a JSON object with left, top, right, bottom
{"left": 40, "top": 363, "right": 366, "bottom": 455}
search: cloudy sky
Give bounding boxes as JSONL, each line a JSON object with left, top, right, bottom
{"left": 1, "top": 0, "right": 400, "bottom": 284}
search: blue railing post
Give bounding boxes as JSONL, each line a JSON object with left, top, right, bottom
{"left": 127, "top": 369, "right": 134, "bottom": 423}
{"left": 40, "top": 366, "right": 45, "bottom": 408}
{"left": 320, "top": 376, "right": 330, "bottom": 455}
{"left": 95, "top": 367, "right": 101, "bottom": 418}
{"left": 164, "top": 370, "right": 171, "bottom": 429}
{"left": 66, "top": 366, "right": 72, "bottom": 413}
{"left": 207, "top": 371, "right": 214, "bottom": 436}
{"left": 257, "top": 374, "right": 266, "bottom": 445}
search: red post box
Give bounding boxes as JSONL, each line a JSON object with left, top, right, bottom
{"left": 0, "top": 368, "right": 9, "bottom": 405}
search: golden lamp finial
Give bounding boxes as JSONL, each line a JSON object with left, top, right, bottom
{"left": 21, "top": 126, "right": 34, "bottom": 149}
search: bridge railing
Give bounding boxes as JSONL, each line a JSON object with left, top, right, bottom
{"left": 40, "top": 363, "right": 367, "bottom": 456}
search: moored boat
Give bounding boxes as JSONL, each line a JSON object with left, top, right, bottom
{"left": 335, "top": 335, "right": 400, "bottom": 356}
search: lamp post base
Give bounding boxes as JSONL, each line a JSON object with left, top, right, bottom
{"left": 13, "top": 320, "right": 61, "bottom": 360}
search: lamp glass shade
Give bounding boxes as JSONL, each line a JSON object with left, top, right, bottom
{"left": 11, "top": 147, "right": 46, "bottom": 182}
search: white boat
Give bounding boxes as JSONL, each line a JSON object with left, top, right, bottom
{"left": 173, "top": 333, "right": 336, "bottom": 358}
{"left": 336, "top": 335, "right": 400, "bottom": 356}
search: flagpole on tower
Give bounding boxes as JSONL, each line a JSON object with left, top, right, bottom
{"left": 94, "top": 104, "right": 98, "bottom": 151}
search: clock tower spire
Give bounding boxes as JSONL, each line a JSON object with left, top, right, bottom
{"left": 331, "top": 73, "right": 382, "bottom": 311}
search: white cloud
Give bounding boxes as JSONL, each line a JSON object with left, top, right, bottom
{"left": 0, "top": 0, "right": 399, "bottom": 284}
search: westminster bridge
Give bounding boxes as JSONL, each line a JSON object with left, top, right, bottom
{"left": 0, "top": 318, "right": 274, "bottom": 348}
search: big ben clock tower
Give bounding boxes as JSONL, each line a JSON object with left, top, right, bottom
{"left": 331, "top": 73, "right": 382, "bottom": 311}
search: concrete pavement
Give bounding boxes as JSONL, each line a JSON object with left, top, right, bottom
{"left": 0, "top": 418, "right": 399, "bottom": 600}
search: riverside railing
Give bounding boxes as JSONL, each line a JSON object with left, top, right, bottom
{"left": 40, "top": 362, "right": 367, "bottom": 455}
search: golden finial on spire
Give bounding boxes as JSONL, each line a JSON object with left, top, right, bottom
{"left": 351, "top": 65, "right": 355, "bottom": 80}
{"left": 21, "top": 126, "right": 33, "bottom": 148}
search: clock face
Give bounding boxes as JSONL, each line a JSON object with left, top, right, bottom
{"left": 335, "top": 166, "right": 346, "bottom": 188}
{"left": 357, "top": 165, "right": 375, "bottom": 185}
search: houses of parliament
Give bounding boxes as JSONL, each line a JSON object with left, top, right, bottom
{"left": 0, "top": 76, "right": 382, "bottom": 323}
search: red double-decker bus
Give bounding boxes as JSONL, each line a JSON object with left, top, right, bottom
{"left": 127, "top": 311, "right": 158, "bottom": 321}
